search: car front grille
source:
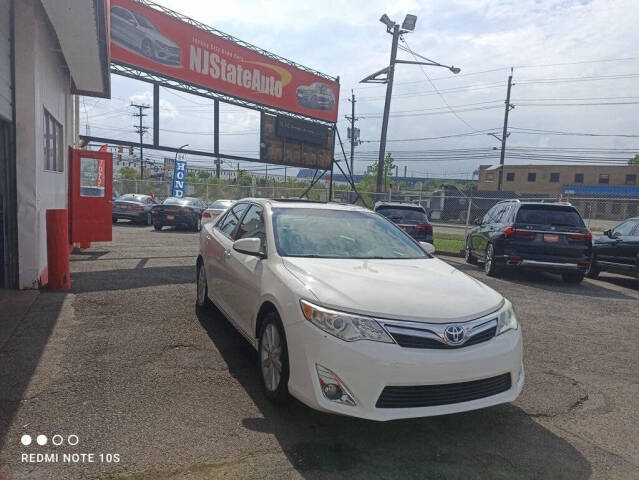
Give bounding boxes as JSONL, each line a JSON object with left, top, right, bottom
{"left": 390, "top": 326, "right": 496, "bottom": 349}
{"left": 376, "top": 373, "right": 512, "bottom": 409}
{"left": 381, "top": 316, "right": 498, "bottom": 349}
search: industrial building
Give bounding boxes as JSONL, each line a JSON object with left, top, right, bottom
{"left": 0, "top": 0, "right": 110, "bottom": 289}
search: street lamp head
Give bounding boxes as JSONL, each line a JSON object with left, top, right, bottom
{"left": 401, "top": 14, "right": 417, "bottom": 31}
{"left": 449, "top": 66, "right": 461, "bottom": 74}
{"left": 379, "top": 14, "right": 395, "bottom": 29}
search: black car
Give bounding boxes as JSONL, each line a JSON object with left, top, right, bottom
{"left": 152, "top": 197, "right": 207, "bottom": 231}
{"left": 587, "top": 217, "right": 639, "bottom": 287}
{"left": 374, "top": 202, "right": 434, "bottom": 244}
{"left": 465, "top": 200, "right": 592, "bottom": 284}
{"left": 112, "top": 194, "right": 158, "bottom": 225}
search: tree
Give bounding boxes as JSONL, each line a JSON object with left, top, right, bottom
{"left": 119, "top": 166, "right": 140, "bottom": 180}
{"left": 366, "top": 153, "right": 395, "bottom": 192}
{"left": 629, "top": 154, "right": 639, "bottom": 165}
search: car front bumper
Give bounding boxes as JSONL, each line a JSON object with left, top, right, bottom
{"left": 285, "top": 319, "right": 524, "bottom": 421}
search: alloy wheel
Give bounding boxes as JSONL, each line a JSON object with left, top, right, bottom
{"left": 260, "top": 324, "right": 282, "bottom": 392}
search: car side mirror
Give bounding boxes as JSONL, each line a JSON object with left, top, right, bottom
{"left": 419, "top": 241, "right": 436, "bottom": 255}
{"left": 233, "top": 238, "right": 265, "bottom": 258}
{"left": 474, "top": 218, "right": 482, "bottom": 226}
{"left": 603, "top": 229, "right": 612, "bottom": 238}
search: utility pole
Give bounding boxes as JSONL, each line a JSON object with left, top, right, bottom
{"left": 404, "top": 165, "right": 407, "bottom": 177}
{"left": 131, "top": 104, "right": 150, "bottom": 179}
{"left": 345, "top": 90, "right": 358, "bottom": 176}
{"left": 497, "top": 69, "right": 514, "bottom": 191}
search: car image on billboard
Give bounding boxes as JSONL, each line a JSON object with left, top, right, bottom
{"left": 296, "top": 82, "right": 336, "bottom": 110}
{"left": 111, "top": 6, "right": 181, "bottom": 65}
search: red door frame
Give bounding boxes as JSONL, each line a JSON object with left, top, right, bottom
{"left": 69, "top": 148, "right": 113, "bottom": 243}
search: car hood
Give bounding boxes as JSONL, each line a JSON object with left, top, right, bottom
{"left": 282, "top": 257, "right": 503, "bottom": 323}
{"left": 143, "top": 29, "right": 179, "bottom": 48}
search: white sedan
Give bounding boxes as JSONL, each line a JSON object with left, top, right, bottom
{"left": 202, "top": 199, "right": 236, "bottom": 225}
{"left": 196, "top": 199, "right": 524, "bottom": 421}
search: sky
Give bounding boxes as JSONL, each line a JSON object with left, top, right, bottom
{"left": 81, "top": 0, "right": 639, "bottom": 180}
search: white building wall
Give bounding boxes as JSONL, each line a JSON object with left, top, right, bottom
{"left": 15, "top": 0, "right": 73, "bottom": 288}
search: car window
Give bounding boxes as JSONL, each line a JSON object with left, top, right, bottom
{"left": 235, "top": 205, "right": 266, "bottom": 251}
{"left": 217, "top": 203, "right": 249, "bottom": 238}
{"left": 272, "top": 208, "right": 428, "bottom": 259}
{"left": 515, "top": 205, "right": 585, "bottom": 228}
{"left": 612, "top": 220, "right": 639, "bottom": 237}
{"left": 376, "top": 207, "right": 428, "bottom": 225}
{"left": 483, "top": 204, "right": 506, "bottom": 224}
{"left": 210, "top": 200, "right": 233, "bottom": 209}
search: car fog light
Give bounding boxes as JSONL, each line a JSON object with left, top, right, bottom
{"left": 322, "top": 383, "right": 342, "bottom": 400}
{"left": 316, "top": 364, "right": 356, "bottom": 406}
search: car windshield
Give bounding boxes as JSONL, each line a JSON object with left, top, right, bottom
{"left": 118, "top": 194, "right": 148, "bottom": 202}
{"left": 376, "top": 207, "right": 428, "bottom": 225}
{"left": 164, "top": 198, "right": 197, "bottom": 206}
{"left": 515, "top": 205, "right": 585, "bottom": 228}
{"left": 272, "top": 208, "right": 428, "bottom": 259}
{"left": 210, "top": 200, "right": 233, "bottom": 209}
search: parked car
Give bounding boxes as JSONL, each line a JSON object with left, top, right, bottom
{"left": 296, "top": 82, "right": 335, "bottom": 110}
{"left": 202, "top": 199, "right": 236, "bottom": 225}
{"left": 152, "top": 197, "right": 207, "bottom": 231}
{"left": 196, "top": 199, "right": 523, "bottom": 421}
{"left": 112, "top": 194, "right": 157, "bottom": 225}
{"left": 465, "top": 200, "right": 591, "bottom": 283}
{"left": 587, "top": 217, "right": 639, "bottom": 287}
{"left": 110, "top": 6, "right": 181, "bottom": 65}
{"left": 374, "top": 201, "right": 434, "bottom": 244}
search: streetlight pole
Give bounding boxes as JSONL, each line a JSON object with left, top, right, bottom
{"left": 361, "top": 14, "right": 460, "bottom": 194}
{"left": 376, "top": 23, "right": 401, "bottom": 194}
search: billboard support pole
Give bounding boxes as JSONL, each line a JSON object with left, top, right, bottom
{"left": 152, "top": 83, "right": 159, "bottom": 147}
{"left": 214, "top": 99, "right": 220, "bottom": 179}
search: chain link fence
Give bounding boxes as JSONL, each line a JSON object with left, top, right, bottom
{"left": 114, "top": 179, "right": 638, "bottom": 235}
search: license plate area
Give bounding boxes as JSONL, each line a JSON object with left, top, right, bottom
{"left": 544, "top": 234, "right": 559, "bottom": 243}
{"left": 166, "top": 215, "right": 175, "bottom": 220}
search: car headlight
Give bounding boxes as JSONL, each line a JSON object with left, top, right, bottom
{"left": 497, "top": 299, "right": 518, "bottom": 335}
{"left": 300, "top": 300, "right": 393, "bottom": 343}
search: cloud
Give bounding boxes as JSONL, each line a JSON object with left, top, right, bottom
{"left": 83, "top": 0, "right": 639, "bottom": 177}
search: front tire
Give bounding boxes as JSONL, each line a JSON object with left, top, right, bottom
{"left": 562, "top": 272, "right": 585, "bottom": 284}
{"left": 259, "top": 312, "right": 290, "bottom": 403}
{"left": 196, "top": 261, "right": 211, "bottom": 308}
{"left": 112, "top": 217, "right": 117, "bottom": 224}
{"left": 154, "top": 224, "right": 162, "bottom": 231}
{"left": 465, "top": 240, "right": 478, "bottom": 265}
{"left": 484, "top": 243, "right": 500, "bottom": 277}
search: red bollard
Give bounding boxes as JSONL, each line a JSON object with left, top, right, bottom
{"left": 46, "top": 209, "right": 71, "bottom": 291}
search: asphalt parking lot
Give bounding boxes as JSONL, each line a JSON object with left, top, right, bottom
{"left": 1, "top": 224, "right": 638, "bottom": 479}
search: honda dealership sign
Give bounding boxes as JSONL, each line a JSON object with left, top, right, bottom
{"left": 110, "top": 0, "right": 340, "bottom": 123}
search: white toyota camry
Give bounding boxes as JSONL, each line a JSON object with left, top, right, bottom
{"left": 196, "top": 198, "right": 524, "bottom": 421}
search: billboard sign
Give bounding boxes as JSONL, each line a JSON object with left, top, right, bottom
{"left": 260, "top": 113, "right": 333, "bottom": 170}
{"left": 109, "top": 0, "right": 340, "bottom": 123}
{"left": 172, "top": 159, "right": 187, "bottom": 198}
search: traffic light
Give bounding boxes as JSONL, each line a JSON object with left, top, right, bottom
{"left": 128, "top": 145, "right": 134, "bottom": 156}
{"left": 117, "top": 145, "right": 123, "bottom": 164}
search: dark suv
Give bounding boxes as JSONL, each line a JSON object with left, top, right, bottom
{"left": 465, "top": 201, "right": 591, "bottom": 283}
{"left": 587, "top": 217, "right": 639, "bottom": 287}
{"left": 374, "top": 202, "right": 434, "bottom": 244}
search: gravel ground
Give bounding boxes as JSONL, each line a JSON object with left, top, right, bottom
{"left": 0, "top": 223, "right": 638, "bottom": 479}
